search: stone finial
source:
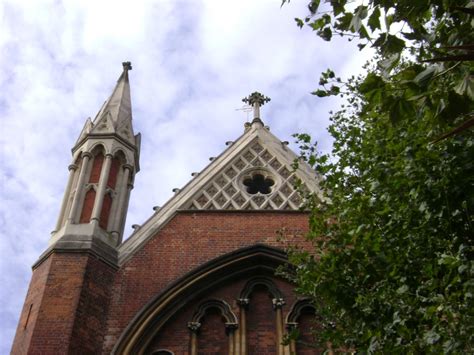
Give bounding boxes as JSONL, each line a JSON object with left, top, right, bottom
{"left": 122, "top": 61, "right": 132, "bottom": 71}
{"left": 242, "top": 92, "right": 271, "bottom": 107}
{"left": 242, "top": 92, "right": 271, "bottom": 123}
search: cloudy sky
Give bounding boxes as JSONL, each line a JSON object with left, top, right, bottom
{"left": 0, "top": 0, "right": 371, "bottom": 351}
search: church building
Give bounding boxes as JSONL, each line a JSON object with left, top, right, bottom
{"left": 12, "top": 62, "right": 322, "bottom": 354}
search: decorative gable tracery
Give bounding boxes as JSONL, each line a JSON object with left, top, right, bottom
{"left": 184, "top": 139, "right": 310, "bottom": 211}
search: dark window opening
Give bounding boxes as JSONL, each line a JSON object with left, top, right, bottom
{"left": 243, "top": 174, "right": 274, "bottom": 194}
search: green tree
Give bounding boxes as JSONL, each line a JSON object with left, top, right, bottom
{"left": 281, "top": 0, "right": 474, "bottom": 353}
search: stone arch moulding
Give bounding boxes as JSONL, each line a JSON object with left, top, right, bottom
{"left": 112, "top": 244, "right": 288, "bottom": 355}
{"left": 286, "top": 297, "right": 316, "bottom": 324}
{"left": 191, "top": 299, "right": 238, "bottom": 325}
{"left": 90, "top": 143, "right": 106, "bottom": 155}
{"left": 239, "top": 276, "right": 283, "bottom": 300}
{"left": 112, "top": 148, "right": 128, "bottom": 164}
{"left": 150, "top": 350, "right": 174, "bottom": 355}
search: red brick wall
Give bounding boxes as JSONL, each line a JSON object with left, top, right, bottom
{"left": 296, "top": 307, "right": 322, "bottom": 355}
{"left": 197, "top": 308, "right": 228, "bottom": 354}
{"left": 247, "top": 286, "right": 277, "bottom": 354}
{"left": 11, "top": 256, "right": 53, "bottom": 354}
{"left": 69, "top": 255, "right": 116, "bottom": 353}
{"left": 11, "top": 253, "right": 115, "bottom": 354}
{"left": 102, "top": 211, "right": 311, "bottom": 353}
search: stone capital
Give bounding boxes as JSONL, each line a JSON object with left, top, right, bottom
{"left": 225, "top": 323, "right": 238, "bottom": 335}
{"left": 123, "top": 164, "right": 134, "bottom": 172}
{"left": 187, "top": 322, "right": 201, "bottom": 333}
{"left": 237, "top": 298, "right": 250, "bottom": 308}
{"left": 272, "top": 298, "right": 286, "bottom": 309}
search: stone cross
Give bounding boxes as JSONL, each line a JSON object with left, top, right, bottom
{"left": 242, "top": 92, "right": 270, "bottom": 121}
{"left": 122, "top": 61, "right": 132, "bottom": 71}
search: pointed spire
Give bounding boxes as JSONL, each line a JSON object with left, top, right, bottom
{"left": 89, "top": 62, "right": 135, "bottom": 143}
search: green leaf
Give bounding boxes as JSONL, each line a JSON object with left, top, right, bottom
{"left": 295, "top": 17, "right": 304, "bottom": 28}
{"left": 336, "top": 12, "right": 353, "bottom": 31}
{"left": 383, "top": 35, "right": 405, "bottom": 55}
{"left": 413, "top": 66, "right": 437, "bottom": 87}
{"left": 308, "top": 0, "right": 321, "bottom": 14}
{"left": 424, "top": 330, "right": 441, "bottom": 345}
{"left": 389, "top": 97, "right": 415, "bottom": 123}
{"left": 359, "top": 73, "right": 385, "bottom": 94}
{"left": 350, "top": 6, "right": 368, "bottom": 32}
{"left": 367, "top": 7, "right": 381, "bottom": 31}
{"left": 311, "top": 89, "right": 329, "bottom": 97}
{"left": 397, "top": 285, "right": 409, "bottom": 294}
{"left": 318, "top": 27, "right": 332, "bottom": 41}
{"left": 378, "top": 53, "right": 400, "bottom": 74}
{"left": 310, "top": 15, "right": 330, "bottom": 31}
{"left": 454, "top": 74, "right": 474, "bottom": 100}
{"left": 331, "top": 0, "right": 347, "bottom": 16}
{"left": 372, "top": 33, "right": 387, "bottom": 47}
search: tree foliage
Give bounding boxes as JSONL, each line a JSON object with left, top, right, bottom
{"left": 281, "top": 0, "right": 474, "bottom": 353}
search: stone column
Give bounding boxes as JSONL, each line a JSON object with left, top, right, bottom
{"left": 187, "top": 322, "right": 201, "bottom": 355}
{"left": 226, "top": 323, "right": 238, "bottom": 355}
{"left": 237, "top": 298, "right": 249, "bottom": 355}
{"left": 273, "top": 298, "right": 286, "bottom": 355}
{"left": 54, "top": 163, "right": 78, "bottom": 231}
{"left": 117, "top": 178, "right": 133, "bottom": 243}
{"left": 67, "top": 152, "right": 92, "bottom": 223}
{"left": 110, "top": 164, "right": 131, "bottom": 242}
{"left": 286, "top": 322, "right": 298, "bottom": 355}
{"left": 90, "top": 154, "right": 112, "bottom": 226}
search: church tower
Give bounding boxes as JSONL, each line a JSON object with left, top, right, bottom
{"left": 51, "top": 61, "right": 140, "bottom": 249}
{"left": 12, "top": 63, "right": 140, "bottom": 354}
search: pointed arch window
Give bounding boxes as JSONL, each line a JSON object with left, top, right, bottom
{"left": 187, "top": 299, "right": 238, "bottom": 355}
